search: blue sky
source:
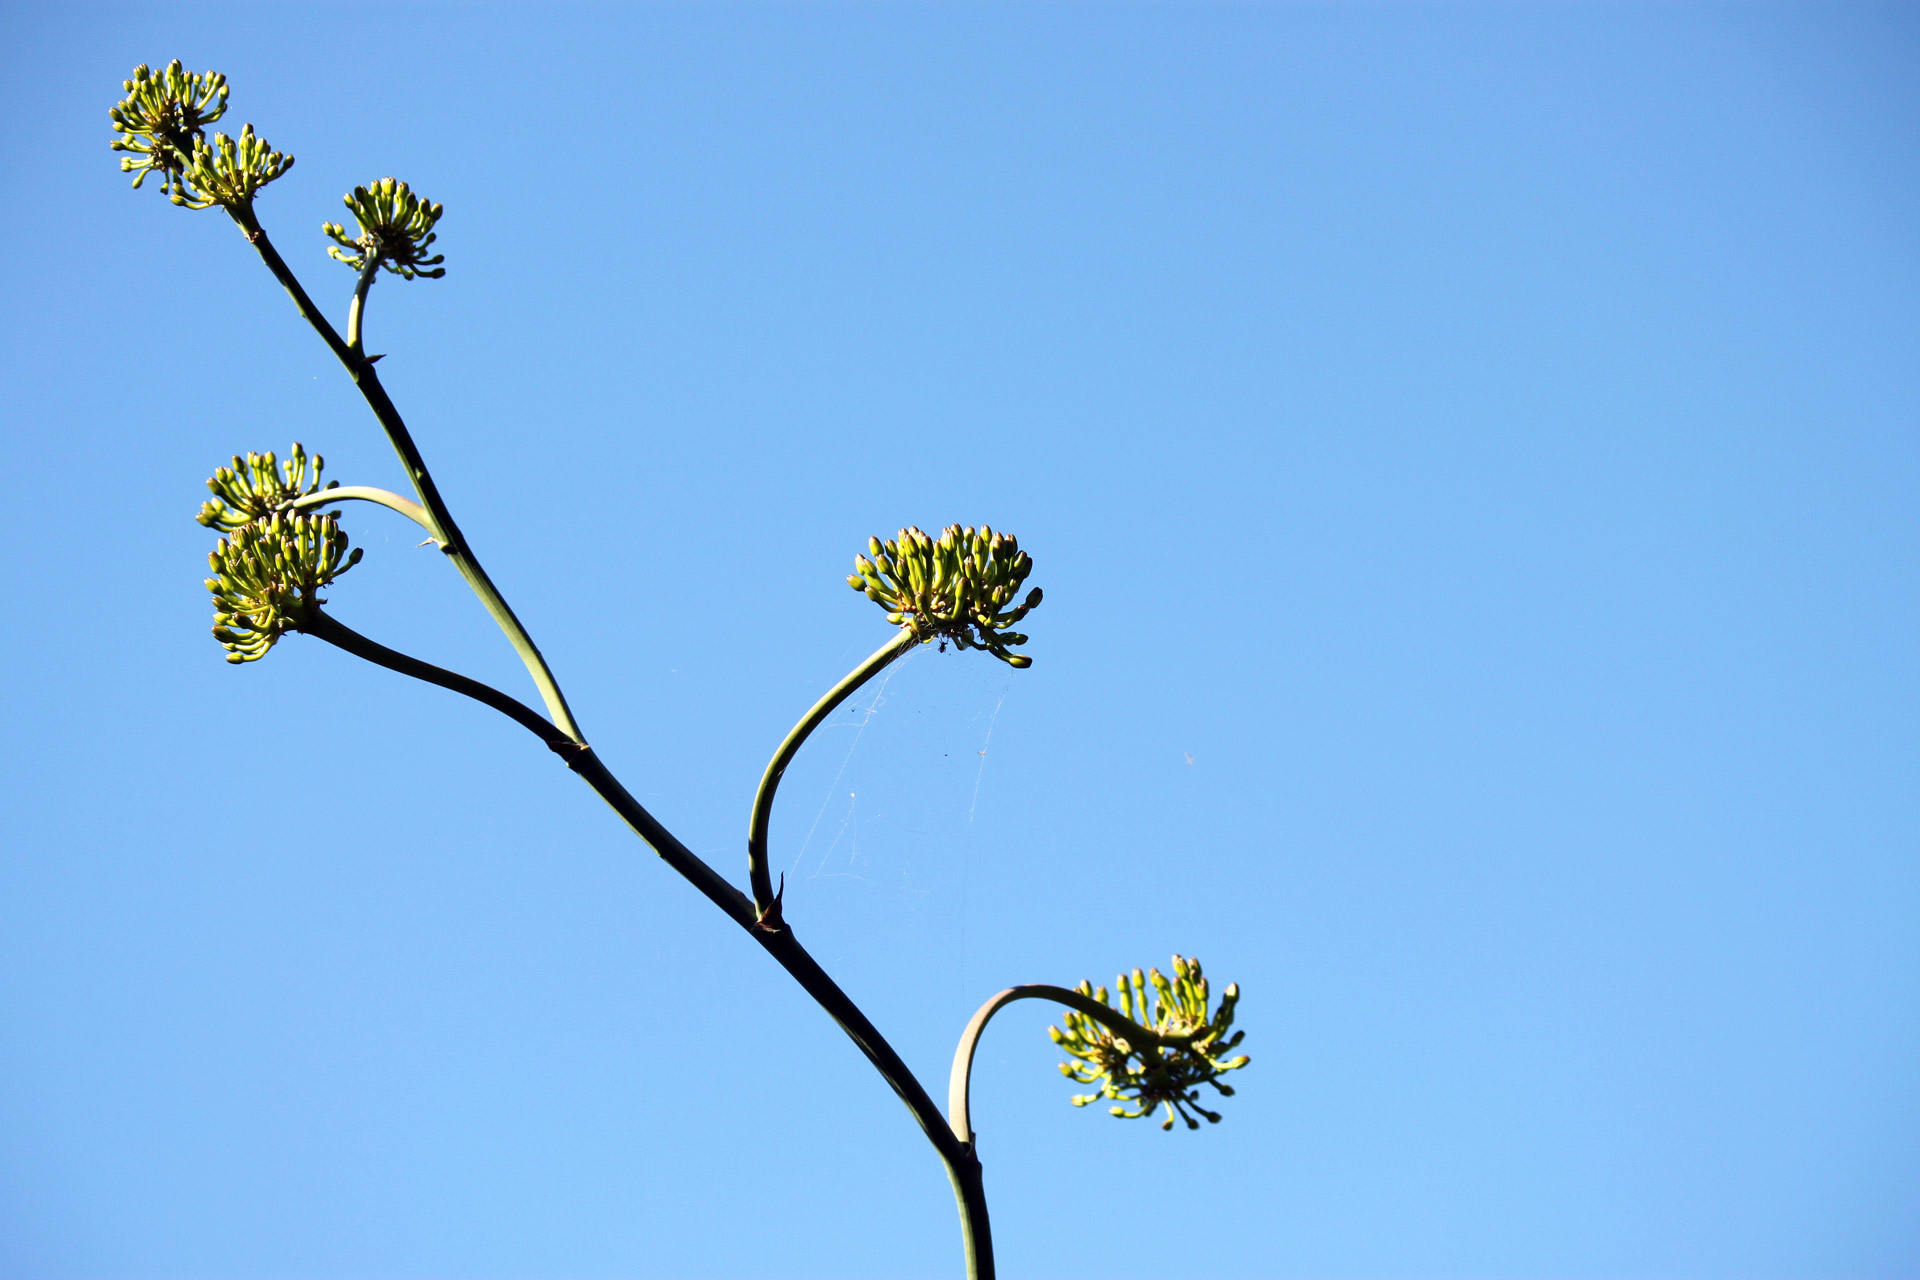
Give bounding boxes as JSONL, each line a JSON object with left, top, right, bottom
{"left": 2, "top": 3, "right": 1916, "bottom": 1277}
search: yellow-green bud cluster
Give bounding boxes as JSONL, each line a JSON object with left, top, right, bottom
{"left": 1048, "top": 954, "right": 1250, "bottom": 1131}
{"left": 173, "top": 124, "right": 295, "bottom": 211}
{"left": 847, "top": 525, "right": 1042, "bottom": 667}
{"left": 109, "top": 61, "right": 228, "bottom": 199}
{"left": 197, "top": 443, "right": 335, "bottom": 532}
{"left": 324, "top": 178, "right": 446, "bottom": 279}
{"left": 205, "top": 511, "right": 362, "bottom": 663}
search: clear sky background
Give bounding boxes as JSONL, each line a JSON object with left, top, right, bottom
{"left": 2, "top": 3, "right": 1916, "bottom": 1277}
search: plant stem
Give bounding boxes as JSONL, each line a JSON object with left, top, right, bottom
{"left": 292, "top": 485, "right": 437, "bottom": 536}
{"left": 558, "top": 756, "right": 993, "bottom": 1272}
{"left": 747, "top": 628, "right": 917, "bottom": 922}
{"left": 231, "top": 203, "right": 996, "bottom": 1277}
{"left": 304, "top": 611, "right": 570, "bottom": 751}
{"left": 228, "top": 208, "right": 583, "bottom": 743}
{"left": 346, "top": 259, "right": 377, "bottom": 354}
{"left": 946, "top": 985, "right": 1193, "bottom": 1149}
{"left": 936, "top": 985, "right": 1200, "bottom": 1280}
{"left": 301, "top": 612, "right": 992, "bottom": 1274}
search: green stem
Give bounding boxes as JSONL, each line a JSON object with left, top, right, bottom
{"left": 304, "top": 612, "right": 989, "bottom": 1273}
{"left": 229, "top": 208, "right": 583, "bottom": 744}
{"left": 946, "top": 985, "right": 1193, "bottom": 1148}
{"left": 228, "top": 203, "right": 993, "bottom": 1277}
{"left": 303, "top": 610, "right": 570, "bottom": 751}
{"left": 346, "top": 259, "right": 377, "bottom": 354}
{"left": 292, "top": 485, "right": 436, "bottom": 536}
{"left": 940, "top": 986, "right": 1197, "bottom": 1280}
{"left": 747, "top": 628, "right": 917, "bottom": 922}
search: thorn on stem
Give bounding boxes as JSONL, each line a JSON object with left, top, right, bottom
{"left": 754, "top": 872, "right": 788, "bottom": 934}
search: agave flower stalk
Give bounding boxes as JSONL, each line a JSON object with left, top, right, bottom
{"left": 128, "top": 59, "right": 1249, "bottom": 1280}
{"left": 747, "top": 525, "right": 1045, "bottom": 924}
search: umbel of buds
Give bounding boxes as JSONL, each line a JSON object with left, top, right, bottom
{"left": 848, "top": 525, "right": 1042, "bottom": 667}
{"left": 197, "top": 443, "right": 335, "bottom": 532}
{"left": 108, "top": 60, "right": 228, "bottom": 198}
{"left": 205, "top": 512, "right": 362, "bottom": 663}
{"left": 1049, "top": 954, "right": 1250, "bottom": 1131}
{"left": 325, "top": 178, "right": 447, "bottom": 279}
{"left": 174, "top": 124, "right": 295, "bottom": 211}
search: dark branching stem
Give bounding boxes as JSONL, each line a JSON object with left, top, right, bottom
{"left": 948, "top": 984, "right": 1194, "bottom": 1148}
{"left": 303, "top": 610, "right": 569, "bottom": 751}
{"left": 226, "top": 205, "right": 582, "bottom": 743}
{"left": 305, "top": 606, "right": 991, "bottom": 1273}
{"left": 936, "top": 988, "right": 1200, "bottom": 1280}
{"left": 747, "top": 628, "right": 917, "bottom": 923}
{"left": 239, "top": 202, "right": 998, "bottom": 1277}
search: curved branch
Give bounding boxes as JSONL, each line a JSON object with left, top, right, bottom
{"left": 293, "top": 485, "right": 437, "bottom": 536}
{"left": 346, "top": 257, "right": 378, "bottom": 354}
{"left": 746, "top": 628, "right": 917, "bottom": 922}
{"left": 300, "top": 610, "right": 963, "bottom": 1176}
{"left": 213, "top": 202, "right": 991, "bottom": 1280}
{"left": 302, "top": 609, "right": 570, "bottom": 752}
{"left": 947, "top": 984, "right": 1194, "bottom": 1148}
{"left": 229, "top": 209, "right": 585, "bottom": 744}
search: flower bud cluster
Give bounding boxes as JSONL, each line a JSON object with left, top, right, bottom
{"left": 1049, "top": 954, "right": 1250, "bottom": 1131}
{"left": 196, "top": 443, "right": 336, "bottom": 532}
{"left": 108, "top": 61, "right": 228, "bottom": 198}
{"left": 174, "top": 124, "right": 295, "bottom": 211}
{"left": 324, "top": 178, "right": 446, "bottom": 279}
{"left": 197, "top": 444, "right": 360, "bottom": 663}
{"left": 206, "top": 511, "right": 362, "bottom": 663}
{"left": 847, "top": 525, "right": 1042, "bottom": 667}
{"left": 109, "top": 62, "right": 291, "bottom": 210}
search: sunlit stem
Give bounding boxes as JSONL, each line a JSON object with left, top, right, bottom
{"left": 303, "top": 610, "right": 569, "bottom": 751}
{"left": 936, "top": 987, "right": 1188, "bottom": 1280}
{"left": 292, "top": 485, "right": 437, "bottom": 538}
{"left": 227, "top": 206, "right": 584, "bottom": 743}
{"left": 303, "top": 607, "right": 986, "bottom": 1277}
{"left": 223, "top": 202, "right": 1002, "bottom": 1280}
{"left": 746, "top": 627, "right": 918, "bottom": 922}
{"left": 346, "top": 258, "right": 378, "bottom": 354}
{"left": 947, "top": 984, "right": 1194, "bottom": 1148}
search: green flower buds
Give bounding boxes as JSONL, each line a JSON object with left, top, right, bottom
{"left": 109, "top": 60, "right": 228, "bottom": 199}
{"left": 324, "top": 178, "right": 446, "bottom": 279}
{"left": 1049, "top": 954, "right": 1250, "bottom": 1131}
{"left": 847, "top": 525, "right": 1042, "bottom": 667}
{"left": 197, "top": 443, "right": 336, "bottom": 532}
{"left": 205, "top": 511, "right": 362, "bottom": 663}
{"left": 172, "top": 124, "right": 294, "bottom": 211}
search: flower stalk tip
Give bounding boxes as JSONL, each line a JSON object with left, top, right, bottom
{"left": 174, "top": 124, "right": 295, "bottom": 211}
{"left": 197, "top": 443, "right": 335, "bottom": 532}
{"left": 205, "top": 511, "right": 362, "bottom": 663}
{"left": 848, "top": 525, "right": 1042, "bottom": 667}
{"left": 110, "top": 62, "right": 291, "bottom": 212}
{"left": 1049, "top": 954, "right": 1250, "bottom": 1131}
{"left": 109, "top": 60, "right": 228, "bottom": 198}
{"left": 324, "top": 178, "right": 446, "bottom": 279}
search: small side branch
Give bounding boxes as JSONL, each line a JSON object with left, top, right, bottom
{"left": 947, "top": 984, "right": 1194, "bottom": 1149}
{"left": 230, "top": 210, "right": 585, "bottom": 745}
{"left": 303, "top": 610, "right": 570, "bottom": 753}
{"left": 346, "top": 258, "right": 378, "bottom": 354}
{"left": 746, "top": 628, "right": 916, "bottom": 923}
{"left": 301, "top": 612, "right": 965, "bottom": 1181}
{"left": 293, "top": 485, "right": 437, "bottom": 537}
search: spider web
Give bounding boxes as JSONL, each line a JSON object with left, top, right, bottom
{"left": 774, "top": 641, "right": 1015, "bottom": 997}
